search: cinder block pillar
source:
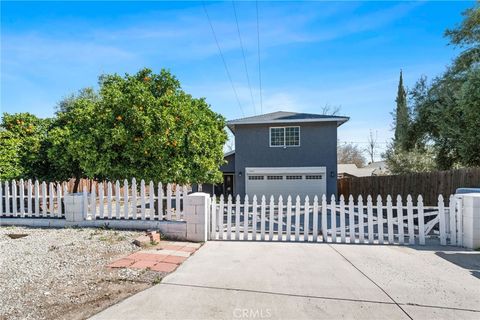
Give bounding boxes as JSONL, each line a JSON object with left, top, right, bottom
{"left": 184, "top": 192, "right": 210, "bottom": 242}
{"left": 63, "top": 194, "right": 86, "bottom": 222}
{"left": 461, "top": 194, "right": 480, "bottom": 249}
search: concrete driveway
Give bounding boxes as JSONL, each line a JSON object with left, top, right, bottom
{"left": 91, "top": 242, "right": 480, "bottom": 320}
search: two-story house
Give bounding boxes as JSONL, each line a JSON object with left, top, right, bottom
{"left": 201, "top": 111, "right": 349, "bottom": 199}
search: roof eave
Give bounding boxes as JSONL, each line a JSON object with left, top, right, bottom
{"left": 227, "top": 117, "right": 349, "bottom": 133}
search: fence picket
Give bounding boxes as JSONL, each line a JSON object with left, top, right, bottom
{"left": 438, "top": 195, "right": 447, "bottom": 245}
{"left": 211, "top": 195, "right": 217, "bottom": 240}
{"left": 140, "top": 180, "right": 146, "bottom": 220}
{"left": 377, "top": 195, "right": 384, "bottom": 245}
{"left": 227, "top": 195, "right": 232, "bottom": 240}
{"left": 166, "top": 184, "right": 172, "bottom": 220}
{"left": 149, "top": 181, "right": 155, "bottom": 220}
{"left": 98, "top": 182, "right": 104, "bottom": 218}
{"left": 158, "top": 183, "right": 163, "bottom": 219}
{"left": 0, "top": 182, "right": 3, "bottom": 215}
{"left": 397, "top": 195, "right": 404, "bottom": 244}
{"left": 49, "top": 182, "right": 55, "bottom": 217}
{"left": 107, "top": 182, "right": 112, "bottom": 219}
{"left": 243, "top": 195, "right": 249, "bottom": 241}
{"left": 448, "top": 195, "right": 456, "bottom": 245}
{"left": 19, "top": 179, "right": 25, "bottom": 217}
{"left": 83, "top": 184, "right": 88, "bottom": 219}
{"left": 366, "top": 195, "right": 373, "bottom": 243}
{"left": 331, "top": 195, "right": 337, "bottom": 243}
{"left": 252, "top": 195, "right": 258, "bottom": 240}
{"left": 219, "top": 195, "right": 225, "bottom": 240}
{"left": 286, "top": 196, "right": 292, "bottom": 241}
{"left": 123, "top": 179, "right": 129, "bottom": 219}
{"left": 407, "top": 195, "right": 414, "bottom": 245}
{"left": 175, "top": 185, "right": 181, "bottom": 219}
{"left": 269, "top": 196, "right": 275, "bottom": 241}
{"left": 131, "top": 178, "right": 137, "bottom": 219}
{"left": 27, "top": 179, "right": 32, "bottom": 216}
{"left": 348, "top": 195, "right": 355, "bottom": 243}
{"left": 90, "top": 183, "right": 96, "bottom": 219}
{"left": 34, "top": 180, "right": 39, "bottom": 217}
{"left": 235, "top": 195, "right": 241, "bottom": 240}
{"left": 321, "top": 195, "right": 327, "bottom": 242}
{"left": 339, "top": 195, "right": 346, "bottom": 243}
{"left": 294, "top": 196, "right": 301, "bottom": 242}
{"left": 115, "top": 181, "right": 121, "bottom": 219}
{"left": 260, "top": 196, "right": 266, "bottom": 241}
{"left": 41, "top": 181, "right": 47, "bottom": 216}
{"left": 278, "top": 196, "right": 284, "bottom": 241}
{"left": 386, "top": 195, "right": 394, "bottom": 244}
{"left": 12, "top": 180, "right": 17, "bottom": 216}
{"left": 56, "top": 183, "right": 62, "bottom": 217}
{"left": 5, "top": 181, "right": 10, "bottom": 215}
{"left": 304, "top": 196, "right": 310, "bottom": 242}
{"left": 358, "top": 195, "right": 364, "bottom": 243}
{"left": 313, "top": 196, "right": 319, "bottom": 242}
{"left": 418, "top": 195, "right": 425, "bottom": 245}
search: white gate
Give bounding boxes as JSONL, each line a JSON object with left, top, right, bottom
{"left": 209, "top": 193, "right": 463, "bottom": 246}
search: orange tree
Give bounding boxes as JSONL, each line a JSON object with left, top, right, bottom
{"left": 50, "top": 68, "right": 227, "bottom": 189}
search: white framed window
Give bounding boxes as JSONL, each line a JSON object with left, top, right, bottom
{"left": 269, "top": 126, "right": 300, "bottom": 147}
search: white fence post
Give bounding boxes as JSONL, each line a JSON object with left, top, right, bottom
{"left": 348, "top": 195, "right": 355, "bottom": 244}
{"left": 278, "top": 195, "right": 284, "bottom": 242}
{"left": 418, "top": 195, "right": 425, "bottom": 245}
{"left": 438, "top": 195, "right": 447, "bottom": 245}
{"left": 377, "top": 195, "right": 384, "bottom": 245}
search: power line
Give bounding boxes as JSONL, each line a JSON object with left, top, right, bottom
{"left": 255, "top": 0, "right": 263, "bottom": 114}
{"left": 202, "top": 2, "right": 245, "bottom": 117}
{"left": 232, "top": 1, "right": 257, "bottom": 115}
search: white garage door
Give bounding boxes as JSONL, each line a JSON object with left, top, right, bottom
{"left": 245, "top": 167, "right": 327, "bottom": 200}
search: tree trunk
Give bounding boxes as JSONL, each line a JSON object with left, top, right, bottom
{"left": 72, "top": 175, "right": 81, "bottom": 193}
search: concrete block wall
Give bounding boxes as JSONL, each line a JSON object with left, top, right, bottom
{"left": 461, "top": 194, "right": 480, "bottom": 249}
{"left": 183, "top": 192, "right": 210, "bottom": 242}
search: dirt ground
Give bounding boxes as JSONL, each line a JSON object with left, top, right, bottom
{"left": 0, "top": 226, "right": 164, "bottom": 320}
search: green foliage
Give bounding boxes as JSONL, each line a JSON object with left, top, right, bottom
{"left": 384, "top": 145, "right": 437, "bottom": 175}
{"left": 0, "top": 113, "right": 52, "bottom": 180}
{"left": 386, "top": 3, "right": 480, "bottom": 173}
{"left": 393, "top": 71, "right": 410, "bottom": 149}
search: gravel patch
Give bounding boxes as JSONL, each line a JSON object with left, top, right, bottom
{"left": 0, "top": 226, "right": 162, "bottom": 320}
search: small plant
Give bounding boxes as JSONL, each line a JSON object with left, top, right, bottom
{"left": 152, "top": 276, "right": 162, "bottom": 285}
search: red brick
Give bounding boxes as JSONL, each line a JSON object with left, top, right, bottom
{"left": 130, "top": 260, "right": 157, "bottom": 269}
{"left": 107, "top": 258, "right": 134, "bottom": 268}
{"left": 128, "top": 252, "right": 168, "bottom": 262}
{"left": 163, "top": 255, "right": 187, "bottom": 265}
{"left": 151, "top": 262, "right": 177, "bottom": 272}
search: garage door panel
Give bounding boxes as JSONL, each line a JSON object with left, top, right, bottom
{"left": 245, "top": 167, "right": 326, "bottom": 200}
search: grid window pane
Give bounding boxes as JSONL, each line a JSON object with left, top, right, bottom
{"left": 270, "top": 128, "right": 285, "bottom": 146}
{"left": 285, "top": 127, "right": 300, "bottom": 146}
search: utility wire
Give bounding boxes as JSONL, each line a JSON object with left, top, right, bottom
{"left": 203, "top": 2, "right": 245, "bottom": 117}
{"left": 232, "top": 1, "right": 257, "bottom": 115}
{"left": 255, "top": 0, "right": 263, "bottom": 114}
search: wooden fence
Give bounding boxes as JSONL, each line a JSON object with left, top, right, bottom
{"left": 210, "top": 194, "right": 462, "bottom": 246}
{"left": 337, "top": 167, "right": 480, "bottom": 206}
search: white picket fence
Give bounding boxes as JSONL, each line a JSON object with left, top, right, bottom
{"left": 0, "top": 179, "right": 186, "bottom": 221}
{"left": 210, "top": 194, "right": 463, "bottom": 246}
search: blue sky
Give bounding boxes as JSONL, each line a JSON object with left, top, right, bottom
{"left": 1, "top": 1, "right": 474, "bottom": 158}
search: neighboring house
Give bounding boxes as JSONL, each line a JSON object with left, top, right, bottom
{"left": 365, "top": 160, "right": 390, "bottom": 176}
{"left": 337, "top": 164, "right": 374, "bottom": 178}
{"left": 199, "top": 111, "right": 349, "bottom": 199}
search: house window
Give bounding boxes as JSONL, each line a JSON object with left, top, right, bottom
{"left": 269, "top": 126, "right": 300, "bottom": 147}
{"left": 267, "top": 175, "right": 283, "bottom": 180}
{"left": 286, "top": 175, "right": 302, "bottom": 180}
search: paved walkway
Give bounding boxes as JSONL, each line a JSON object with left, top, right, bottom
{"left": 92, "top": 242, "right": 480, "bottom": 319}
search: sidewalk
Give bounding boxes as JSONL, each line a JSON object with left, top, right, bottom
{"left": 91, "top": 241, "right": 480, "bottom": 319}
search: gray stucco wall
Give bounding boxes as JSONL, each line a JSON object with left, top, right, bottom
{"left": 233, "top": 122, "right": 338, "bottom": 197}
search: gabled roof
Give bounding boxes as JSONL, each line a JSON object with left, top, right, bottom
{"left": 227, "top": 111, "right": 349, "bottom": 132}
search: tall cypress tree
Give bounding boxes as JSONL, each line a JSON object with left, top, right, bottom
{"left": 394, "top": 70, "right": 409, "bottom": 149}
